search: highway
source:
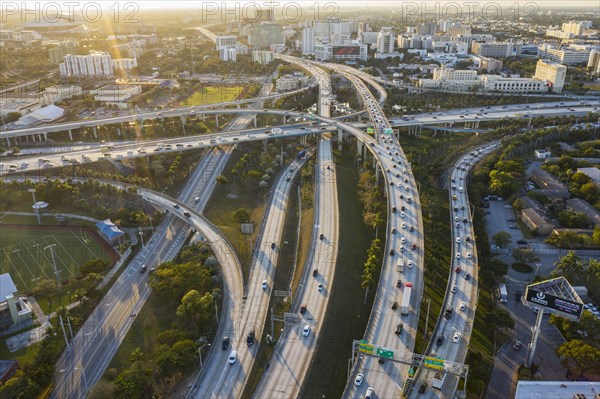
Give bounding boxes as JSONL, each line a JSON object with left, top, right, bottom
{"left": 191, "top": 152, "right": 310, "bottom": 399}
{"left": 409, "top": 143, "right": 499, "bottom": 398}
{"left": 49, "top": 148, "right": 235, "bottom": 399}
{"left": 252, "top": 56, "right": 340, "bottom": 399}
{"left": 331, "top": 67, "right": 425, "bottom": 399}
{"left": 50, "top": 75, "right": 278, "bottom": 397}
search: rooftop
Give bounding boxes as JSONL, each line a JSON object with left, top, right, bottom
{"left": 566, "top": 198, "right": 600, "bottom": 225}
{"left": 0, "top": 273, "right": 17, "bottom": 301}
{"left": 515, "top": 381, "right": 600, "bottom": 399}
{"left": 577, "top": 167, "right": 600, "bottom": 183}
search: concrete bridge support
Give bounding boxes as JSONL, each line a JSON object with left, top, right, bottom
{"left": 215, "top": 114, "right": 219, "bottom": 129}
{"left": 92, "top": 126, "right": 98, "bottom": 139}
{"left": 337, "top": 128, "right": 343, "bottom": 151}
{"left": 117, "top": 127, "right": 122, "bottom": 137}
{"left": 68, "top": 129, "right": 73, "bottom": 141}
{"left": 253, "top": 115, "right": 257, "bottom": 128}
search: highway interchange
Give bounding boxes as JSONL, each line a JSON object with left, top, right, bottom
{"left": 2, "top": 53, "right": 598, "bottom": 399}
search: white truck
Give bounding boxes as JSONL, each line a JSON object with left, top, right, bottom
{"left": 499, "top": 283, "right": 508, "bottom": 304}
{"left": 271, "top": 127, "right": 283, "bottom": 135}
{"left": 396, "top": 259, "right": 404, "bottom": 273}
{"left": 432, "top": 371, "right": 446, "bottom": 389}
{"left": 400, "top": 285, "right": 412, "bottom": 315}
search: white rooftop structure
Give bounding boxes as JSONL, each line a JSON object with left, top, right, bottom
{"left": 15, "top": 104, "right": 64, "bottom": 126}
{"left": 515, "top": 381, "right": 600, "bottom": 399}
{"left": 0, "top": 273, "right": 17, "bottom": 301}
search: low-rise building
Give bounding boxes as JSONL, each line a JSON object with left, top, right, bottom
{"left": 0, "top": 360, "right": 19, "bottom": 385}
{"left": 0, "top": 99, "right": 40, "bottom": 116}
{"left": 276, "top": 75, "right": 301, "bottom": 92}
{"left": 95, "top": 219, "right": 125, "bottom": 245}
{"left": 42, "top": 85, "right": 82, "bottom": 104}
{"left": 92, "top": 85, "right": 141, "bottom": 109}
{"left": 521, "top": 207, "right": 555, "bottom": 235}
{"left": 314, "top": 42, "right": 368, "bottom": 61}
{"left": 0, "top": 273, "right": 32, "bottom": 330}
{"left": 14, "top": 105, "right": 65, "bottom": 126}
{"left": 530, "top": 169, "right": 567, "bottom": 190}
{"left": 576, "top": 167, "right": 600, "bottom": 185}
{"left": 534, "top": 149, "right": 552, "bottom": 159}
{"left": 480, "top": 75, "right": 547, "bottom": 94}
{"left": 565, "top": 198, "right": 600, "bottom": 226}
{"left": 531, "top": 189, "right": 571, "bottom": 206}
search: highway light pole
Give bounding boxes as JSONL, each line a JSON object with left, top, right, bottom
{"left": 139, "top": 230, "right": 145, "bottom": 248}
{"left": 198, "top": 343, "right": 211, "bottom": 369}
{"left": 28, "top": 188, "right": 41, "bottom": 225}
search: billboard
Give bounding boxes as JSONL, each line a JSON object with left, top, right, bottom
{"left": 525, "top": 287, "right": 583, "bottom": 320}
{"left": 332, "top": 46, "right": 361, "bottom": 56}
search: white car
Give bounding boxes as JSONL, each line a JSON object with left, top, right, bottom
{"left": 460, "top": 302, "right": 466, "bottom": 311}
{"left": 467, "top": 252, "right": 472, "bottom": 259}
{"left": 318, "top": 283, "right": 324, "bottom": 291}
{"left": 456, "top": 253, "right": 461, "bottom": 259}
{"left": 261, "top": 280, "right": 268, "bottom": 290}
{"left": 452, "top": 332, "right": 461, "bottom": 343}
{"left": 400, "top": 212, "right": 406, "bottom": 218}
{"left": 354, "top": 373, "right": 364, "bottom": 387}
{"left": 228, "top": 350, "right": 237, "bottom": 364}
{"left": 365, "top": 387, "right": 374, "bottom": 399}
{"left": 451, "top": 286, "right": 457, "bottom": 293}
{"left": 302, "top": 324, "right": 310, "bottom": 337}
{"left": 400, "top": 237, "right": 406, "bottom": 244}
{"left": 456, "top": 237, "right": 461, "bottom": 243}
{"left": 401, "top": 222, "right": 407, "bottom": 229}
{"left": 407, "top": 260, "right": 414, "bottom": 268}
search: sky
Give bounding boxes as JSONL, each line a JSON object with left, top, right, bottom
{"left": 14, "top": 1, "right": 600, "bottom": 10}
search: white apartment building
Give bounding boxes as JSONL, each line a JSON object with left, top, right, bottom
{"left": 377, "top": 27, "right": 395, "bottom": 54}
{"left": 113, "top": 58, "right": 137, "bottom": 71}
{"left": 252, "top": 50, "right": 274, "bottom": 65}
{"left": 471, "top": 41, "right": 522, "bottom": 57}
{"left": 433, "top": 66, "right": 478, "bottom": 81}
{"left": 546, "top": 29, "right": 575, "bottom": 39}
{"left": 215, "top": 35, "right": 237, "bottom": 50}
{"left": 219, "top": 47, "right": 237, "bottom": 62}
{"left": 588, "top": 50, "right": 600, "bottom": 74}
{"left": 314, "top": 42, "right": 368, "bottom": 61}
{"left": 302, "top": 27, "right": 314, "bottom": 55}
{"left": 59, "top": 51, "right": 114, "bottom": 78}
{"left": 480, "top": 75, "right": 547, "bottom": 93}
{"left": 360, "top": 31, "right": 378, "bottom": 45}
{"left": 561, "top": 22, "right": 586, "bottom": 36}
{"left": 538, "top": 45, "right": 591, "bottom": 65}
{"left": 534, "top": 59, "right": 567, "bottom": 93}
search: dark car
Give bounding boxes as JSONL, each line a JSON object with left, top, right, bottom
{"left": 247, "top": 330, "right": 255, "bottom": 346}
{"left": 222, "top": 336, "right": 230, "bottom": 349}
{"left": 300, "top": 304, "right": 307, "bottom": 314}
{"left": 271, "top": 242, "right": 276, "bottom": 249}
{"left": 436, "top": 336, "right": 444, "bottom": 345}
{"left": 140, "top": 265, "right": 147, "bottom": 273}
{"left": 389, "top": 249, "right": 395, "bottom": 256}
{"left": 396, "top": 279, "right": 402, "bottom": 288}
{"left": 319, "top": 233, "right": 324, "bottom": 240}
{"left": 444, "top": 309, "right": 453, "bottom": 319}
{"left": 395, "top": 323, "right": 403, "bottom": 335}
{"left": 515, "top": 291, "right": 522, "bottom": 301}
{"left": 465, "top": 273, "right": 471, "bottom": 281}
{"left": 419, "top": 382, "right": 427, "bottom": 394}
{"left": 183, "top": 211, "right": 191, "bottom": 217}
{"left": 313, "top": 269, "right": 318, "bottom": 277}
{"left": 378, "top": 357, "right": 385, "bottom": 364}
{"left": 392, "top": 301, "right": 398, "bottom": 310}
{"left": 392, "top": 206, "right": 397, "bottom": 213}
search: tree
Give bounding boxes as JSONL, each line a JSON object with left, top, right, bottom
{"left": 216, "top": 174, "right": 227, "bottom": 184}
{"left": 492, "top": 231, "right": 512, "bottom": 248}
{"left": 555, "top": 251, "right": 583, "bottom": 277}
{"left": 485, "top": 307, "right": 514, "bottom": 332}
{"left": 512, "top": 248, "right": 539, "bottom": 263}
{"left": 176, "top": 290, "right": 214, "bottom": 330}
{"left": 557, "top": 339, "right": 600, "bottom": 377}
{"left": 80, "top": 258, "right": 110, "bottom": 276}
{"left": 593, "top": 225, "right": 600, "bottom": 246}
{"left": 232, "top": 208, "right": 250, "bottom": 223}
{"left": 150, "top": 261, "right": 212, "bottom": 302}
{"left": 88, "top": 380, "right": 116, "bottom": 399}
{"left": 31, "top": 279, "right": 58, "bottom": 313}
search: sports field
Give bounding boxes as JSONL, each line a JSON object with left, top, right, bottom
{"left": 180, "top": 85, "right": 245, "bottom": 106}
{"left": 0, "top": 225, "right": 114, "bottom": 293}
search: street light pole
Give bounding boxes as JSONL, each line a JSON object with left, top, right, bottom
{"left": 139, "top": 230, "right": 145, "bottom": 248}
{"left": 198, "top": 343, "right": 211, "bottom": 368}
{"left": 28, "top": 188, "right": 40, "bottom": 225}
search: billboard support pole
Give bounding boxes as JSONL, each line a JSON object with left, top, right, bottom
{"left": 526, "top": 308, "right": 544, "bottom": 368}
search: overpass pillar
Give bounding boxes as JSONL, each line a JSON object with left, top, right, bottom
{"left": 5, "top": 137, "right": 10, "bottom": 148}
{"left": 117, "top": 127, "right": 122, "bottom": 137}
{"left": 263, "top": 139, "right": 268, "bottom": 152}
{"left": 237, "top": 103, "right": 240, "bottom": 109}
{"left": 38, "top": 133, "right": 42, "bottom": 141}
{"left": 272, "top": 98, "right": 275, "bottom": 108}
{"left": 337, "top": 128, "right": 343, "bottom": 151}
{"left": 43, "top": 132, "right": 47, "bottom": 141}
{"left": 92, "top": 126, "right": 98, "bottom": 139}
{"left": 374, "top": 161, "right": 380, "bottom": 185}
{"left": 30, "top": 134, "right": 36, "bottom": 143}
{"left": 180, "top": 115, "right": 186, "bottom": 135}
{"left": 253, "top": 114, "right": 257, "bottom": 128}
{"left": 419, "top": 125, "right": 422, "bottom": 136}
{"left": 215, "top": 114, "right": 219, "bottom": 128}
{"left": 68, "top": 129, "right": 73, "bottom": 141}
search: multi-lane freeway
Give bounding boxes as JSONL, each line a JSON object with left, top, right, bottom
{"left": 409, "top": 143, "right": 499, "bottom": 398}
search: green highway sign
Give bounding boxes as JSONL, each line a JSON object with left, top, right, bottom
{"left": 358, "top": 341, "right": 374, "bottom": 354}
{"left": 376, "top": 347, "right": 394, "bottom": 359}
{"left": 366, "top": 127, "right": 374, "bottom": 134}
{"left": 383, "top": 128, "right": 393, "bottom": 134}
{"left": 423, "top": 356, "right": 445, "bottom": 370}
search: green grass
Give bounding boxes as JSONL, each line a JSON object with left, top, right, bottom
{"left": 0, "top": 224, "right": 114, "bottom": 298}
{"left": 180, "top": 85, "right": 245, "bottom": 106}
{"left": 0, "top": 214, "right": 95, "bottom": 227}
{"left": 203, "top": 149, "right": 268, "bottom": 276}
{"left": 512, "top": 262, "right": 534, "bottom": 273}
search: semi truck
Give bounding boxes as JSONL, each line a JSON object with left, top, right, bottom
{"left": 432, "top": 371, "right": 447, "bottom": 389}
{"left": 400, "top": 285, "right": 412, "bottom": 315}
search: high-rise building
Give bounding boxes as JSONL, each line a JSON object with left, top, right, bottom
{"left": 417, "top": 22, "right": 437, "bottom": 35}
{"left": 215, "top": 35, "right": 237, "bottom": 50}
{"left": 49, "top": 40, "right": 79, "bottom": 64}
{"left": 377, "top": 27, "right": 395, "bottom": 54}
{"left": 248, "top": 23, "right": 284, "bottom": 48}
{"left": 588, "top": 50, "right": 600, "bottom": 74}
{"left": 59, "top": 51, "right": 113, "bottom": 78}
{"left": 561, "top": 22, "right": 585, "bottom": 36}
{"left": 534, "top": 59, "right": 567, "bottom": 93}
{"left": 538, "top": 45, "right": 592, "bottom": 65}
{"left": 219, "top": 47, "right": 237, "bottom": 61}
{"left": 252, "top": 50, "right": 274, "bottom": 65}
{"left": 302, "top": 27, "right": 314, "bottom": 55}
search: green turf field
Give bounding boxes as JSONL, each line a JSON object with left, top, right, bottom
{"left": 0, "top": 226, "right": 113, "bottom": 292}
{"left": 180, "top": 85, "right": 245, "bottom": 106}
